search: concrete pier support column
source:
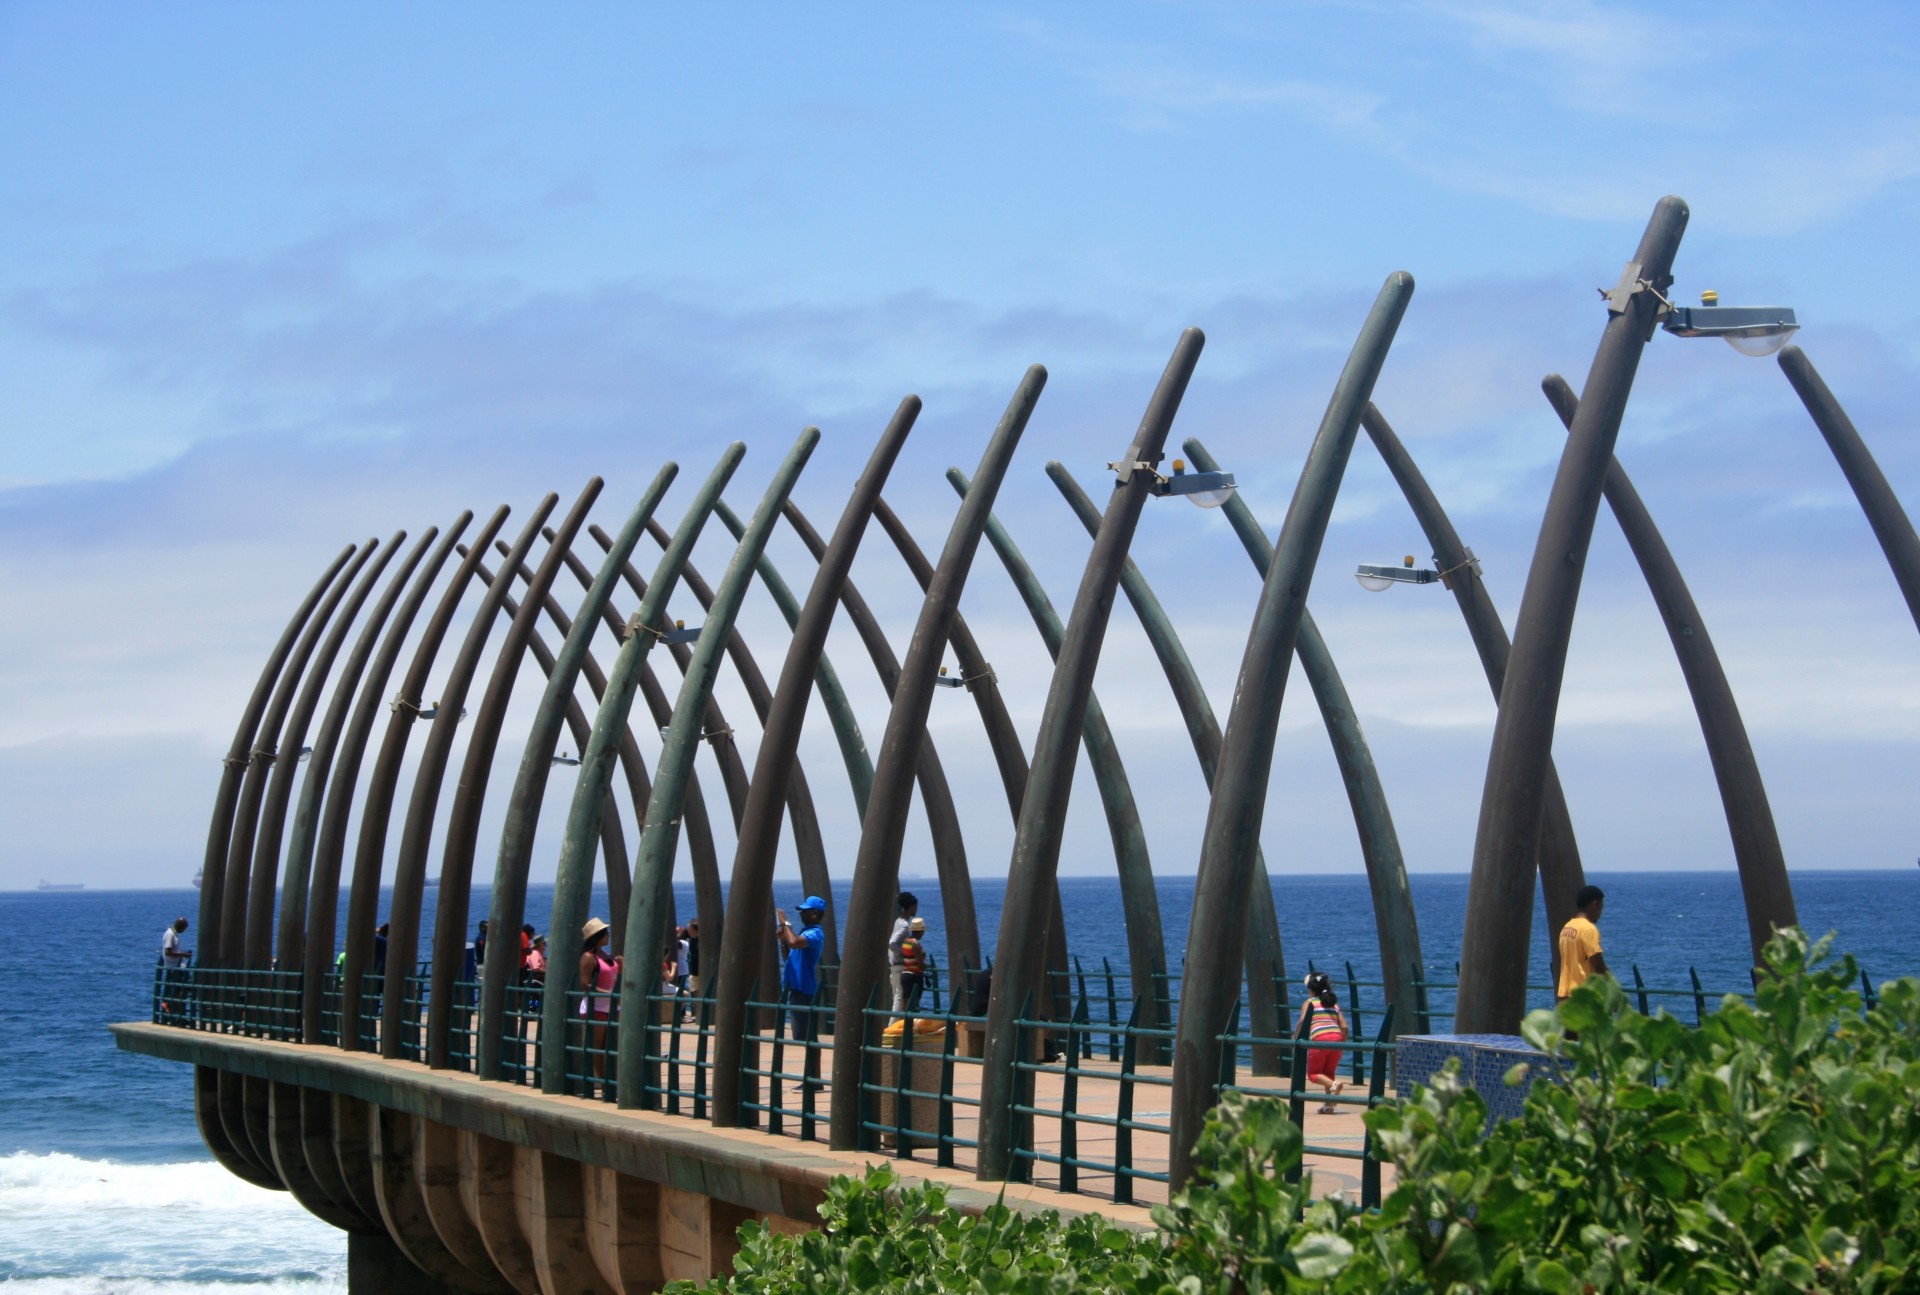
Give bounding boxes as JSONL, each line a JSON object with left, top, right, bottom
{"left": 583, "top": 1164, "right": 666, "bottom": 1292}
{"left": 349, "top": 1229, "right": 468, "bottom": 1294}
{"left": 513, "top": 1144, "right": 616, "bottom": 1295}
{"left": 372, "top": 1107, "right": 514, "bottom": 1294}
{"left": 196, "top": 1066, "right": 280, "bottom": 1189}
{"left": 295, "top": 1086, "right": 372, "bottom": 1228}
{"left": 416, "top": 1119, "right": 513, "bottom": 1289}
{"left": 268, "top": 1080, "right": 368, "bottom": 1231}
{"left": 459, "top": 1131, "right": 543, "bottom": 1295}
{"left": 659, "top": 1183, "right": 753, "bottom": 1287}
{"left": 331, "top": 1094, "right": 385, "bottom": 1226}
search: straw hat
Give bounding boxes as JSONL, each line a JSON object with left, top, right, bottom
{"left": 582, "top": 917, "right": 610, "bottom": 944}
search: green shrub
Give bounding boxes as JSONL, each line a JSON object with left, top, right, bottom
{"left": 677, "top": 931, "right": 1919, "bottom": 1294}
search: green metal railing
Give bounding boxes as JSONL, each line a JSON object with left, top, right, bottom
{"left": 737, "top": 984, "right": 830, "bottom": 1139}
{"left": 155, "top": 953, "right": 1871, "bottom": 1210}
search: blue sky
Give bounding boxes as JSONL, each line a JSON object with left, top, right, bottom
{"left": 4, "top": 2, "right": 1919, "bottom": 894}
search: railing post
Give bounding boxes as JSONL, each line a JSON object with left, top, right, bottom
{"left": 1360, "top": 1003, "right": 1395, "bottom": 1210}
{"left": 856, "top": 984, "right": 883, "bottom": 1153}
{"left": 1284, "top": 1010, "right": 1310, "bottom": 1187}
{"left": 1690, "top": 967, "right": 1707, "bottom": 1025}
{"left": 1631, "top": 964, "right": 1650, "bottom": 1016}
{"left": 1345, "top": 961, "right": 1365, "bottom": 1087}
{"left": 937, "top": 1011, "right": 959, "bottom": 1170}
{"left": 1102, "top": 957, "right": 1120, "bottom": 1062}
{"left": 1113, "top": 998, "right": 1142, "bottom": 1207}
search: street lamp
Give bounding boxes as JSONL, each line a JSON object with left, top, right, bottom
{"left": 550, "top": 750, "right": 581, "bottom": 767}
{"left": 1659, "top": 289, "right": 1799, "bottom": 356}
{"left": 1355, "top": 555, "right": 1438, "bottom": 591}
{"left": 1355, "top": 547, "right": 1482, "bottom": 592}
{"left": 620, "top": 613, "right": 703, "bottom": 645}
{"left": 1151, "top": 459, "right": 1236, "bottom": 508}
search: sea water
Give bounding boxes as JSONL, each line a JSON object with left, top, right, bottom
{"left": 4, "top": 870, "right": 1912, "bottom": 1289}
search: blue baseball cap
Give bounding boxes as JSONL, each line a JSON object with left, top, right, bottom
{"left": 797, "top": 895, "right": 827, "bottom": 912}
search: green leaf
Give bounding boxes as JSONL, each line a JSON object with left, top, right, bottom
{"left": 1767, "top": 1113, "right": 1819, "bottom": 1164}
{"left": 1530, "top": 1258, "right": 1574, "bottom": 1293}
{"left": 1287, "top": 1231, "right": 1354, "bottom": 1279}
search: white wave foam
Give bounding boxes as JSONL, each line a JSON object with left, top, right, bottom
{"left": 0, "top": 1153, "right": 345, "bottom": 1287}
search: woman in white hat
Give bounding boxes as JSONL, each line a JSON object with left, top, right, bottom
{"left": 577, "top": 917, "right": 621, "bottom": 1091}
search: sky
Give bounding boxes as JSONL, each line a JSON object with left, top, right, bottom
{"left": 3, "top": 2, "right": 1919, "bottom": 898}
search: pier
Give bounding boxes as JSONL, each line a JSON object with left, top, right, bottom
{"left": 115, "top": 197, "right": 1920, "bottom": 1290}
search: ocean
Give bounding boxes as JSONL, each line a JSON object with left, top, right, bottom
{"left": 4, "top": 869, "right": 1912, "bottom": 1290}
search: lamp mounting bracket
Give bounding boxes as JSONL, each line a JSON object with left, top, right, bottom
{"left": 1107, "top": 456, "right": 1162, "bottom": 486}
{"left": 1599, "top": 262, "right": 1674, "bottom": 317}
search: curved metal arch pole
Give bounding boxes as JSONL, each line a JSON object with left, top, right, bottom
{"left": 590, "top": 529, "right": 752, "bottom": 952}
{"left": 473, "top": 465, "right": 677, "bottom": 1080}
{"left": 708, "top": 400, "right": 917, "bottom": 1125}
{"left": 246, "top": 533, "right": 406, "bottom": 967}
{"left": 1046, "top": 461, "right": 1288, "bottom": 1043}
{"left": 1358, "top": 407, "right": 1587, "bottom": 944}
{"left": 426, "top": 480, "right": 604, "bottom": 1070}
{"left": 1181, "top": 440, "right": 1423, "bottom": 1036}
{"left": 497, "top": 538, "right": 661, "bottom": 903}
{"left": 1170, "top": 273, "right": 1413, "bottom": 1186}
{"left": 382, "top": 495, "right": 561, "bottom": 1059}
{"left": 464, "top": 548, "right": 639, "bottom": 1072}
{"left": 1458, "top": 198, "right": 1689, "bottom": 1035}
{"left": 946, "top": 467, "right": 1169, "bottom": 1047}
{"left": 216, "top": 541, "right": 378, "bottom": 966}
{"left": 709, "top": 499, "right": 876, "bottom": 959}
{"left": 198, "top": 544, "right": 357, "bottom": 961}
{"left": 829, "top": 364, "right": 1046, "bottom": 1150}
{"left": 193, "top": 543, "right": 356, "bottom": 1182}
{"left": 780, "top": 501, "right": 982, "bottom": 998}
{"left": 870, "top": 499, "right": 1069, "bottom": 1019}
{"left": 339, "top": 506, "right": 511, "bottom": 1050}
{"left": 716, "top": 498, "right": 878, "bottom": 818}
{"left": 1543, "top": 376, "right": 1797, "bottom": 959}
{"left": 546, "top": 538, "right": 716, "bottom": 945}
{"left": 979, "top": 330, "right": 1203, "bottom": 1180}
{"left": 281, "top": 528, "right": 437, "bottom": 977}
{"left": 299, "top": 519, "right": 466, "bottom": 1044}
{"left": 539, "top": 444, "right": 747, "bottom": 1094}
{"left": 1778, "top": 346, "right": 1920, "bottom": 637}
{"left": 631, "top": 514, "right": 837, "bottom": 966}
{"left": 618, "top": 429, "right": 820, "bottom": 1104}
{"left": 216, "top": 540, "right": 379, "bottom": 1175}
{"left": 341, "top": 499, "right": 510, "bottom": 1045}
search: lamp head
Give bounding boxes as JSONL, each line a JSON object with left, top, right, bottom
{"left": 1659, "top": 291, "right": 1799, "bottom": 357}
{"left": 1354, "top": 557, "right": 1441, "bottom": 592}
{"left": 1151, "top": 459, "right": 1236, "bottom": 508}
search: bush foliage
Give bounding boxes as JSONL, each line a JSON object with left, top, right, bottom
{"left": 671, "top": 932, "right": 1918, "bottom": 1293}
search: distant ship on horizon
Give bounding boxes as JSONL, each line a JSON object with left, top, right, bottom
{"left": 193, "top": 868, "right": 203, "bottom": 888}
{"left": 37, "top": 880, "right": 84, "bottom": 892}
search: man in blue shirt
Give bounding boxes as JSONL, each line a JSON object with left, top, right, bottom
{"left": 776, "top": 895, "right": 828, "bottom": 1042}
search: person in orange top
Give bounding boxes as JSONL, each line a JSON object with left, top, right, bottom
{"left": 1556, "top": 885, "right": 1609, "bottom": 1001}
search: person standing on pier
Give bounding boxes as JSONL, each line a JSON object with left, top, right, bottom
{"left": 158, "top": 918, "right": 191, "bottom": 1022}
{"left": 888, "top": 891, "right": 918, "bottom": 1014}
{"left": 1297, "top": 971, "right": 1348, "bottom": 1114}
{"left": 899, "top": 916, "right": 930, "bottom": 1013}
{"left": 1555, "top": 885, "right": 1609, "bottom": 1003}
{"left": 776, "top": 896, "right": 827, "bottom": 1042}
{"left": 577, "top": 918, "right": 621, "bottom": 1090}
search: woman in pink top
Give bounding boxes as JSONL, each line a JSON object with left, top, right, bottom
{"left": 577, "top": 918, "right": 621, "bottom": 1092}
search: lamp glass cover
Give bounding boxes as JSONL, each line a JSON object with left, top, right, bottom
{"left": 1724, "top": 327, "right": 1798, "bottom": 357}
{"left": 1184, "top": 486, "right": 1235, "bottom": 508}
{"left": 1354, "top": 572, "right": 1396, "bottom": 592}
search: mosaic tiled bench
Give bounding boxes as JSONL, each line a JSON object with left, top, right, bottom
{"left": 1394, "top": 1033, "right": 1564, "bottom": 1130}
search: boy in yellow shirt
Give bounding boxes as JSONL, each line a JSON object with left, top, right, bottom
{"left": 1556, "top": 885, "right": 1609, "bottom": 1001}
